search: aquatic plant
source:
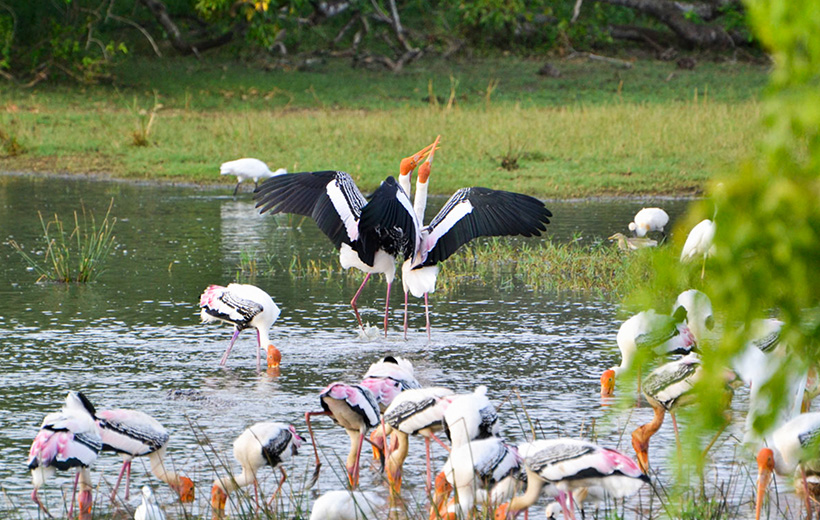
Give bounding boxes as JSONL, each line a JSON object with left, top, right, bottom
{"left": 8, "top": 199, "right": 117, "bottom": 283}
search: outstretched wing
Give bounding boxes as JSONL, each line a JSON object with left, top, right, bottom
{"left": 356, "top": 176, "right": 420, "bottom": 266}
{"left": 254, "top": 170, "right": 367, "bottom": 248}
{"left": 417, "top": 188, "right": 552, "bottom": 267}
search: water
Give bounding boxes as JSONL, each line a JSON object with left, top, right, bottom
{"left": 0, "top": 174, "right": 770, "bottom": 518}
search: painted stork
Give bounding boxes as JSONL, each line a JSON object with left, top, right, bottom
{"left": 631, "top": 353, "right": 702, "bottom": 472}
{"left": 96, "top": 408, "right": 194, "bottom": 502}
{"left": 628, "top": 207, "right": 669, "bottom": 238}
{"left": 400, "top": 137, "right": 552, "bottom": 340}
{"left": 305, "top": 382, "right": 381, "bottom": 488}
{"left": 755, "top": 412, "right": 820, "bottom": 520}
{"left": 220, "top": 158, "right": 286, "bottom": 196}
{"left": 431, "top": 437, "right": 522, "bottom": 520}
{"left": 359, "top": 355, "right": 421, "bottom": 412}
{"left": 309, "top": 490, "right": 387, "bottom": 520}
{"left": 600, "top": 307, "right": 696, "bottom": 397}
{"left": 608, "top": 232, "right": 657, "bottom": 251}
{"left": 254, "top": 143, "right": 436, "bottom": 336}
{"left": 680, "top": 218, "right": 716, "bottom": 279}
{"left": 28, "top": 391, "right": 102, "bottom": 520}
{"left": 199, "top": 283, "right": 282, "bottom": 370}
{"left": 671, "top": 289, "right": 715, "bottom": 346}
{"left": 211, "top": 422, "right": 303, "bottom": 519}
{"left": 443, "top": 385, "right": 499, "bottom": 449}
{"left": 135, "top": 486, "right": 166, "bottom": 520}
{"left": 370, "top": 386, "right": 455, "bottom": 494}
{"left": 494, "top": 439, "right": 648, "bottom": 520}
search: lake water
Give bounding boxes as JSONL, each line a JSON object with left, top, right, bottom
{"left": 0, "top": 174, "right": 785, "bottom": 519}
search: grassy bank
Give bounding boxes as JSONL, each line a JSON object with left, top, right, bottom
{"left": 0, "top": 57, "right": 766, "bottom": 198}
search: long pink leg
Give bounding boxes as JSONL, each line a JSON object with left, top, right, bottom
{"left": 383, "top": 281, "right": 392, "bottom": 337}
{"left": 67, "top": 472, "right": 79, "bottom": 520}
{"left": 350, "top": 274, "right": 372, "bottom": 330}
{"left": 305, "top": 411, "right": 330, "bottom": 487}
{"left": 803, "top": 467, "right": 813, "bottom": 520}
{"left": 268, "top": 467, "right": 288, "bottom": 505}
{"left": 124, "top": 459, "right": 132, "bottom": 501}
{"left": 671, "top": 413, "right": 682, "bottom": 460}
{"left": 110, "top": 461, "right": 128, "bottom": 500}
{"left": 403, "top": 291, "right": 409, "bottom": 340}
{"left": 31, "top": 489, "right": 53, "bottom": 518}
{"left": 425, "top": 438, "right": 432, "bottom": 495}
{"left": 424, "top": 293, "right": 431, "bottom": 341}
{"left": 350, "top": 429, "right": 366, "bottom": 489}
{"left": 428, "top": 433, "right": 450, "bottom": 452}
{"left": 220, "top": 328, "right": 242, "bottom": 366}
{"left": 256, "top": 329, "right": 262, "bottom": 371}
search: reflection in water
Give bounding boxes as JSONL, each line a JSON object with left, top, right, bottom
{"left": 0, "top": 175, "right": 770, "bottom": 518}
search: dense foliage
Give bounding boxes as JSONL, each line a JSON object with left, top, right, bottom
{"left": 0, "top": 0, "right": 755, "bottom": 83}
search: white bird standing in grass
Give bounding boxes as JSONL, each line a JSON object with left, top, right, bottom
{"left": 199, "top": 283, "right": 282, "bottom": 370}
{"left": 680, "top": 218, "right": 716, "bottom": 279}
{"left": 628, "top": 207, "right": 669, "bottom": 238}
{"left": 220, "top": 158, "right": 286, "bottom": 196}
{"left": 135, "top": 486, "right": 166, "bottom": 520}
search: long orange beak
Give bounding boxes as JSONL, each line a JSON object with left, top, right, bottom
{"left": 632, "top": 428, "right": 650, "bottom": 473}
{"left": 211, "top": 484, "right": 228, "bottom": 520}
{"left": 418, "top": 135, "right": 441, "bottom": 183}
{"left": 400, "top": 138, "right": 441, "bottom": 176}
{"left": 494, "top": 501, "right": 512, "bottom": 520}
{"left": 78, "top": 489, "right": 93, "bottom": 520}
{"left": 600, "top": 369, "right": 616, "bottom": 397}
{"left": 430, "top": 472, "right": 452, "bottom": 520}
{"left": 756, "top": 448, "right": 774, "bottom": 520}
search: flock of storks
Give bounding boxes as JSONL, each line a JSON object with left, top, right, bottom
{"left": 25, "top": 137, "right": 820, "bottom": 520}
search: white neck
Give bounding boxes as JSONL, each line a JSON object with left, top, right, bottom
{"left": 148, "top": 449, "right": 183, "bottom": 487}
{"left": 413, "top": 180, "right": 429, "bottom": 222}
{"left": 257, "top": 327, "right": 270, "bottom": 349}
{"left": 216, "top": 466, "right": 257, "bottom": 494}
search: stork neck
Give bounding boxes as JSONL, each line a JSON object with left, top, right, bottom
{"left": 216, "top": 466, "right": 257, "bottom": 494}
{"left": 413, "top": 180, "right": 429, "bottom": 222}
{"left": 257, "top": 327, "right": 271, "bottom": 350}
{"left": 508, "top": 468, "right": 545, "bottom": 513}
{"left": 149, "top": 449, "right": 183, "bottom": 487}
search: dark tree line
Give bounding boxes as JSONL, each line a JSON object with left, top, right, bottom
{"left": 0, "top": 0, "right": 755, "bottom": 84}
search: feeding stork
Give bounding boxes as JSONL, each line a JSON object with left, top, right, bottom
{"left": 494, "top": 439, "right": 648, "bottom": 520}
{"left": 680, "top": 218, "right": 716, "bottom": 279}
{"left": 97, "top": 407, "right": 194, "bottom": 502}
{"left": 600, "top": 306, "right": 696, "bottom": 397}
{"left": 370, "top": 386, "right": 455, "bottom": 494}
{"left": 210, "top": 422, "right": 303, "bottom": 519}
{"left": 443, "top": 385, "right": 499, "bottom": 449}
{"left": 254, "top": 142, "right": 434, "bottom": 336}
{"left": 28, "top": 391, "right": 103, "bottom": 520}
{"left": 220, "top": 158, "right": 287, "bottom": 196}
{"left": 199, "top": 283, "right": 282, "bottom": 370}
{"left": 628, "top": 207, "right": 669, "bottom": 238}
{"left": 400, "top": 136, "right": 552, "bottom": 339}
{"left": 305, "top": 382, "right": 381, "bottom": 488}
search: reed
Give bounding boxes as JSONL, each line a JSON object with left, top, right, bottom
{"left": 8, "top": 199, "right": 117, "bottom": 283}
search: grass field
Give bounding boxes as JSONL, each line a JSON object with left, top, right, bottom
{"left": 0, "top": 56, "right": 767, "bottom": 198}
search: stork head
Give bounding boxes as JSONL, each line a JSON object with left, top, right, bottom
{"left": 211, "top": 483, "right": 228, "bottom": 519}
{"left": 172, "top": 476, "right": 195, "bottom": 503}
{"left": 631, "top": 425, "right": 651, "bottom": 473}
{"left": 266, "top": 344, "right": 281, "bottom": 368}
{"left": 417, "top": 135, "right": 440, "bottom": 184}
{"left": 494, "top": 501, "right": 515, "bottom": 520}
{"left": 600, "top": 369, "right": 616, "bottom": 397}
{"left": 400, "top": 138, "right": 440, "bottom": 177}
{"left": 429, "top": 471, "right": 453, "bottom": 520}
{"left": 755, "top": 447, "right": 775, "bottom": 520}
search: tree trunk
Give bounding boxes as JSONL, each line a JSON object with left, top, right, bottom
{"left": 137, "top": 0, "right": 243, "bottom": 56}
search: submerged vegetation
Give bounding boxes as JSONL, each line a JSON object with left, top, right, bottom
{"left": 7, "top": 200, "right": 117, "bottom": 283}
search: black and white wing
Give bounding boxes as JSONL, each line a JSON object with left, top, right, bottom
{"left": 254, "top": 170, "right": 367, "bottom": 248}
{"left": 357, "top": 176, "right": 421, "bottom": 266}
{"left": 416, "top": 188, "right": 552, "bottom": 267}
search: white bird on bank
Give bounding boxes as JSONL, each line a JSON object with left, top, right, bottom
{"left": 680, "top": 219, "right": 716, "bottom": 279}
{"left": 199, "top": 283, "right": 282, "bottom": 370}
{"left": 135, "top": 486, "right": 166, "bottom": 520}
{"left": 309, "top": 490, "right": 387, "bottom": 520}
{"left": 628, "top": 207, "right": 669, "bottom": 238}
{"left": 220, "top": 158, "right": 286, "bottom": 196}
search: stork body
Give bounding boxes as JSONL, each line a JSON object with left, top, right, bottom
{"left": 628, "top": 207, "right": 669, "bottom": 238}
{"left": 210, "top": 422, "right": 303, "bottom": 519}
{"left": 680, "top": 218, "right": 716, "bottom": 279}
{"left": 631, "top": 353, "right": 702, "bottom": 472}
{"left": 600, "top": 308, "right": 695, "bottom": 396}
{"left": 200, "top": 283, "right": 281, "bottom": 370}
{"left": 305, "top": 383, "right": 380, "bottom": 488}
{"left": 220, "top": 158, "right": 286, "bottom": 195}
{"left": 443, "top": 386, "right": 499, "bottom": 449}
{"left": 309, "top": 490, "right": 387, "bottom": 520}
{"left": 495, "top": 439, "right": 648, "bottom": 520}
{"left": 372, "top": 386, "right": 455, "bottom": 493}
{"left": 28, "top": 392, "right": 102, "bottom": 520}
{"left": 432, "top": 437, "right": 522, "bottom": 520}
{"left": 97, "top": 408, "right": 194, "bottom": 502}
{"left": 671, "top": 289, "right": 715, "bottom": 345}
{"left": 359, "top": 355, "right": 421, "bottom": 411}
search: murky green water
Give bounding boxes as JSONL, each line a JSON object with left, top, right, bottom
{"left": 0, "top": 174, "right": 765, "bottom": 519}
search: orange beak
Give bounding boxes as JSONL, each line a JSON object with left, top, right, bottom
{"left": 600, "top": 369, "right": 616, "bottom": 397}
{"left": 417, "top": 135, "right": 440, "bottom": 183}
{"left": 400, "top": 138, "right": 441, "bottom": 176}
{"left": 632, "top": 429, "right": 650, "bottom": 473}
{"left": 494, "top": 501, "right": 513, "bottom": 520}
{"left": 756, "top": 448, "right": 774, "bottom": 520}
{"left": 430, "top": 471, "right": 452, "bottom": 520}
{"left": 267, "top": 344, "right": 281, "bottom": 368}
{"left": 78, "top": 489, "right": 93, "bottom": 520}
{"left": 211, "top": 484, "right": 228, "bottom": 520}
{"left": 174, "top": 476, "right": 196, "bottom": 502}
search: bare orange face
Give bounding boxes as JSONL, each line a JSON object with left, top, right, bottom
{"left": 600, "top": 369, "right": 616, "bottom": 397}
{"left": 267, "top": 344, "right": 281, "bottom": 368}
{"left": 174, "top": 476, "right": 196, "bottom": 502}
{"left": 399, "top": 137, "right": 442, "bottom": 176}
{"left": 211, "top": 484, "right": 228, "bottom": 518}
{"left": 755, "top": 448, "right": 775, "bottom": 520}
{"left": 494, "top": 502, "right": 512, "bottom": 520}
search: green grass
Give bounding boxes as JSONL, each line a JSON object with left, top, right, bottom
{"left": 0, "top": 56, "right": 766, "bottom": 198}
